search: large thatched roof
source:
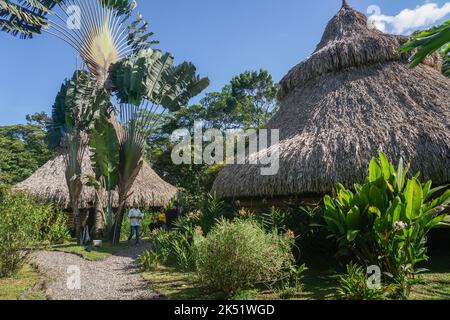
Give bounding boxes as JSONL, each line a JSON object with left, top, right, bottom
{"left": 15, "top": 150, "right": 178, "bottom": 209}
{"left": 212, "top": 1, "right": 450, "bottom": 199}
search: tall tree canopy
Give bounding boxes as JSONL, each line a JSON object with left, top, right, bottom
{"left": 149, "top": 69, "right": 279, "bottom": 197}
{"left": 0, "top": 113, "right": 53, "bottom": 185}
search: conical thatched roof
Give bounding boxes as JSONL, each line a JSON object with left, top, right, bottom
{"left": 15, "top": 150, "right": 178, "bottom": 209}
{"left": 212, "top": 1, "right": 450, "bottom": 199}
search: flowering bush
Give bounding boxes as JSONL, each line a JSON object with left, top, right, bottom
{"left": 323, "top": 152, "right": 450, "bottom": 297}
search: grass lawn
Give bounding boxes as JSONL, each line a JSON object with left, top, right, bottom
{"left": 142, "top": 254, "right": 450, "bottom": 301}
{"left": 49, "top": 241, "right": 127, "bottom": 261}
{"left": 0, "top": 265, "right": 45, "bottom": 300}
{"left": 141, "top": 266, "right": 340, "bottom": 300}
{"left": 411, "top": 254, "right": 450, "bottom": 300}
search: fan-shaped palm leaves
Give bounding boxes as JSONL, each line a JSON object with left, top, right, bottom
{"left": 0, "top": 0, "right": 59, "bottom": 38}
{"left": 45, "top": 0, "right": 130, "bottom": 87}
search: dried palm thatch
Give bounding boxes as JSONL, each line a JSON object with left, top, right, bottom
{"left": 212, "top": 1, "right": 450, "bottom": 200}
{"left": 15, "top": 151, "right": 177, "bottom": 209}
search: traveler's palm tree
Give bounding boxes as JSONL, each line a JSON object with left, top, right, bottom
{"left": 91, "top": 49, "right": 209, "bottom": 244}
{"left": 45, "top": 0, "right": 158, "bottom": 243}
{"left": 47, "top": 1, "right": 209, "bottom": 243}
{"left": 49, "top": 70, "right": 108, "bottom": 242}
{"left": 400, "top": 20, "right": 450, "bottom": 77}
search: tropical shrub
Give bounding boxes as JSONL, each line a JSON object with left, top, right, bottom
{"left": 0, "top": 186, "right": 69, "bottom": 277}
{"left": 193, "top": 219, "right": 295, "bottom": 296}
{"left": 138, "top": 250, "right": 161, "bottom": 272}
{"left": 323, "top": 152, "right": 450, "bottom": 296}
{"left": 149, "top": 216, "right": 201, "bottom": 270}
{"left": 337, "top": 262, "right": 385, "bottom": 300}
{"left": 37, "top": 207, "right": 70, "bottom": 245}
{"left": 260, "top": 204, "right": 333, "bottom": 263}
{"left": 196, "top": 194, "right": 235, "bottom": 235}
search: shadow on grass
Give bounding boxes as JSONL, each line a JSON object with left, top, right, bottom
{"left": 142, "top": 266, "right": 225, "bottom": 300}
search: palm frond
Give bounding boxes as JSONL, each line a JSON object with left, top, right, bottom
{"left": 127, "top": 11, "right": 158, "bottom": 54}
{"left": 0, "top": 0, "right": 57, "bottom": 38}
{"left": 45, "top": 0, "right": 133, "bottom": 86}
{"left": 399, "top": 20, "right": 450, "bottom": 68}
{"left": 48, "top": 70, "right": 109, "bottom": 148}
{"left": 89, "top": 119, "right": 119, "bottom": 191}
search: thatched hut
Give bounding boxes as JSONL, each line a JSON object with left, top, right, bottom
{"left": 212, "top": 1, "right": 450, "bottom": 207}
{"left": 15, "top": 151, "right": 178, "bottom": 209}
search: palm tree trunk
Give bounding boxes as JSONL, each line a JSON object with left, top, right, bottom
{"left": 111, "top": 198, "right": 126, "bottom": 245}
{"left": 94, "top": 189, "right": 105, "bottom": 239}
{"left": 74, "top": 206, "right": 81, "bottom": 244}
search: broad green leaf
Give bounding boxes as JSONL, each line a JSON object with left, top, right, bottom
{"left": 368, "top": 206, "right": 381, "bottom": 217}
{"left": 422, "top": 180, "right": 432, "bottom": 200}
{"left": 404, "top": 178, "right": 423, "bottom": 220}
{"left": 425, "top": 184, "right": 450, "bottom": 201}
{"left": 346, "top": 206, "right": 361, "bottom": 229}
{"left": 369, "top": 158, "right": 382, "bottom": 182}
{"left": 425, "top": 215, "right": 445, "bottom": 229}
{"left": 347, "top": 230, "right": 359, "bottom": 243}
{"left": 89, "top": 121, "right": 120, "bottom": 191}
{"left": 397, "top": 158, "right": 404, "bottom": 191}
{"left": 378, "top": 151, "right": 391, "bottom": 180}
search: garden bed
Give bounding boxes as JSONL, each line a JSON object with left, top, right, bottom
{"left": 142, "top": 253, "right": 450, "bottom": 301}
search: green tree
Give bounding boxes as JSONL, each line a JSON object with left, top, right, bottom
{"left": 149, "top": 70, "right": 279, "bottom": 197}
{"left": 230, "top": 69, "right": 278, "bottom": 128}
{"left": 0, "top": 115, "right": 53, "bottom": 185}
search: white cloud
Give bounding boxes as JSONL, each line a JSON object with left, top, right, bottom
{"left": 368, "top": 2, "right": 450, "bottom": 35}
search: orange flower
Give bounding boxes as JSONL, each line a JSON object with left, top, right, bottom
{"left": 239, "top": 208, "right": 247, "bottom": 217}
{"left": 151, "top": 229, "right": 158, "bottom": 237}
{"left": 286, "top": 229, "right": 295, "bottom": 240}
{"left": 195, "top": 226, "right": 204, "bottom": 236}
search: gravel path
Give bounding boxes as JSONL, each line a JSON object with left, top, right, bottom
{"left": 32, "top": 242, "right": 156, "bottom": 300}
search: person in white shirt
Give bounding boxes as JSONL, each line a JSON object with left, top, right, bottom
{"left": 128, "top": 205, "right": 143, "bottom": 245}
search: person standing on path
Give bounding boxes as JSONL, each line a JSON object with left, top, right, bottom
{"left": 128, "top": 205, "right": 143, "bottom": 246}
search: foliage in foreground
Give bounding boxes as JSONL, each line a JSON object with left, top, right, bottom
{"left": 337, "top": 262, "right": 385, "bottom": 300}
{"left": 399, "top": 20, "right": 450, "bottom": 76}
{"left": 193, "top": 219, "right": 295, "bottom": 296}
{"left": 0, "top": 186, "right": 70, "bottom": 277}
{"left": 323, "top": 152, "right": 450, "bottom": 297}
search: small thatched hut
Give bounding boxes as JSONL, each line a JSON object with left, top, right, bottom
{"left": 16, "top": 150, "right": 178, "bottom": 209}
{"left": 212, "top": 1, "right": 450, "bottom": 207}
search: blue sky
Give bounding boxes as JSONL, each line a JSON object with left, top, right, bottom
{"left": 1, "top": 0, "right": 449, "bottom": 125}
